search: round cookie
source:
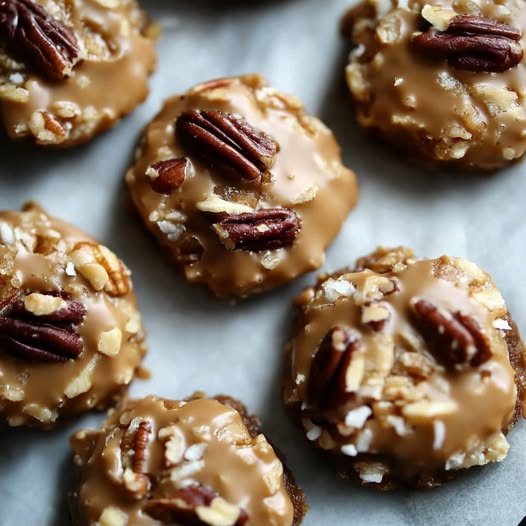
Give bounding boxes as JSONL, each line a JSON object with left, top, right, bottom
{"left": 342, "top": 0, "right": 526, "bottom": 170}
{"left": 283, "top": 246, "right": 526, "bottom": 489}
{"left": 70, "top": 394, "right": 307, "bottom": 526}
{"left": 126, "top": 75, "right": 358, "bottom": 299}
{"left": 0, "top": 0, "right": 157, "bottom": 146}
{"left": 0, "top": 202, "right": 146, "bottom": 428}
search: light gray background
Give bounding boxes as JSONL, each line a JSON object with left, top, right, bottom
{"left": 1, "top": 0, "right": 525, "bottom": 524}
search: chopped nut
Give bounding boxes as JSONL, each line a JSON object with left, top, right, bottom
{"left": 196, "top": 497, "right": 242, "bottom": 526}
{"left": 24, "top": 293, "right": 67, "bottom": 316}
{"left": 402, "top": 400, "right": 457, "bottom": 422}
{"left": 97, "top": 328, "right": 122, "bottom": 357}
{"left": 197, "top": 194, "right": 253, "bottom": 215}
{"left": 64, "top": 355, "right": 99, "bottom": 398}
{"left": 355, "top": 461, "right": 389, "bottom": 484}
{"left": 22, "top": 403, "right": 57, "bottom": 423}
{"left": 71, "top": 243, "right": 130, "bottom": 296}
{"left": 421, "top": 4, "right": 457, "bottom": 31}
{"left": 98, "top": 507, "right": 128, "bottom": 526}
{"left": 344, "top": 405, "right": 372, "bottom": 428}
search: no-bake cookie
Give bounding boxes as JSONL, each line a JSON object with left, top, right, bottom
{"left": 342, "top": 0, "right": 526, "bottom": 170}
{"left": 70, "top": 394, "right": 307, "bottom": 526}
{"left": 126, "top": 75, "right": 358, "bottom": 298}
{"left": 0, "top": 0, "right": 157, "bottom": 146}
{"left": 283, "top": 246, "right": 526, "bottom": 488}
{"left": 0, "top": 203, "right": 146, "bottom": 428}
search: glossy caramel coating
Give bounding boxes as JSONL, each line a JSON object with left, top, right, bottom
{"left": 0, "top": 203, "right": 146, "bottom": 428}
{"left": 126, "top": 75, "right": 358, "bottom": 299}
{"left": 0, "top": 0, "right": 157, "bottom": 146}
{"left": 283, "top": 247, "right": 525, "bottom": 488}
{"left": 343, "top": 0, "right": 526, "bottom": 170}
{"left": 70, "top": 394, "right": 307, "bottom": 526}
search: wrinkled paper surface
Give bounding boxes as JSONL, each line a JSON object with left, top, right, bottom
{"left": 1, "top": 0, "right": 526, "bottom": 524}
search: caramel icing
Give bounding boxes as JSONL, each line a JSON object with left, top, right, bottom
{"left": 126, "top": 75, "right": 358, "bottom": 298}
{"left": 0, "top": 0, "right": 157, "bottom": 146}
{"left": 0, "top": 203, "right": 146, "bottom": 427}
{"left": 283, "top": 248, "right": 521, "bottom": 483}
{"left": 343, "top": 0, "right": 526, "bottom": 170}
{"left": 71, "top": 395, "right": 296, "bottom": 526}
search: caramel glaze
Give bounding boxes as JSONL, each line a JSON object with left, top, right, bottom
{"left": 343, "top": 0, "right": 526, "bottom": 170}
{"left": 71, "top": 395, "right": 300, "bottom": 526}
{"left": 0, "top": 203, "right": 146, "bottom": 428}
{"left": 126, "top": 75, "right": 358, "bottom": 299}
{"left": 283, "top": 248, "right": 525, "bottom": 486}
{"left": 0, "top": 0, "right": 157, "bottom": 146}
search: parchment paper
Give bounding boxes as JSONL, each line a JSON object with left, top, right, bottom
{"left": 1, "top": 0, "right": 526, "bottom": 524}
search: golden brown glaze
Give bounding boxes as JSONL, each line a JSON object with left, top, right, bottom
{"left": 343, "top": 0, "right": 526, "bottom": 170}
{"left": 0, "top": 0, "right": 157, "bottom": 146}
{"left": 126, "top": 75, "right": 358, "bottom": 299}
{"left": 71, "top": 394, "right": 306, "bottom": 526}
{"left": 0, "top": 203, "right": 146, "bottom": 428}
{"left": 283, "top": 247, "right": 526, "bottom": 488}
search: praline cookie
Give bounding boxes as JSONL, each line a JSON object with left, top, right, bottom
{"left": 283, "top": 246, "right": 525, "bottom": 489}
{"left": 126, "top": 75, "right": 358, "bottom": 298}
{"left": 0, "top": 0, "right": 157, "bottom": 146}
{"left": 342, "top": 0, "right": 526, "bottom": 170}
{"left": 0, "top": 203, "right": 146, "bottom": 428}
{"left": 70, "top": 394, "right": 307, "bottom": 526}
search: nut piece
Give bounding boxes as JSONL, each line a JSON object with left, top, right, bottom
{"left": 147, "top": 158, "right": 190, "bottom": 194}
{"left": 412, "top": 14, "right": 523, "bottom": 72}
{"left": 0, "top": 290, "right": 86, "bottom": 362}
{"left": 71, "top": 242, "right": 131, "bottom": 297}
{"left": 209, "top": 207, "right": 301, "bottom": 252}
{"left": 411, "top": 298, "right": 491, "bottom": 369}
{"left": 308, "top": 326, "right": 362, "bottom": 407}
{"left": 176, "top": 110, "right": 278, "bottom": 181}
{"left": 121, "top": 418, "right": 152, "bottom": 498}
{"left": 0, "top": 0, "right": 81, "bottom": 80}
{"left": 144, "top": 484, "right": 248, "bottom": 525}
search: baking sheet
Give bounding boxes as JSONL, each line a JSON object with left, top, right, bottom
{"left": 1, "top": 0, "right": 526, "bottom": 524}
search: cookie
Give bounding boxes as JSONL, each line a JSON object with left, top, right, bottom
{"left": 0, "top": 0, "right": 157, "bottom": 146}
{"left": 126, "top": 75, "right": 358, "bottom": 299}
{"left": 342, "top": 0, "right": 526, "bottom": 170}
{"left": 283, "top": 246, "right": 526, "bottom": 489}
{"left": 0, "top": 202, "right": 146, "bottom": 428}
{"left": 70, "top": 394, "right": 307, "bottom": 526}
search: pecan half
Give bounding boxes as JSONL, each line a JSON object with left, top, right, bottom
{"left": 0, "top": 290, "right": 86, "bottom": 362}
{"left": 147, "top": 158, "right": 190, "bottom": 194}
{"left": 209, "top": 207, "right": 301, "bottom": 252}
{"left": 411, "top": 299, "right": 492, "bottom": 369}
{"left": 412, "top": 15, "right": 523, "bottom": 72}
{"left": 0, "top": 0, "right": 81, "bottom": 80}
{"left": 176, "top": 110, "right": 278, "bottom": 181}
{"left": 121, "top": 418, "right": 152, "bottom": 498}
{"left": 308, "top": 326, "right": 362, "bottom": 407}
{"left": 144, "top": 485, "right": 248, "bottom": 526}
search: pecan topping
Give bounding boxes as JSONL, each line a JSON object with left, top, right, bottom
{"left": 361, "top": 301, "right": 391, "bottom": 331}
{"left": 411, "top": 299, "right": 492, "bottom": 369}
{"left": 209, "top": 207, "right": 301, "bottom": 252}
{"left": 147, "top": 158, "right": 190, "bottom": 194}
{"left": 121, "top": 418, "right": 152, "bottom": 498}
{"left": 178, "top": 235, "right": 204, "bottom": 263}
{"left": 176, "top": 110, "right": 278, "bottom": 181}
{"left": 72, "top": 242, "right": 130, "bottom": 297}
{"left": 145, "top": 485, "right": 248, "bottom": 526}
{"left": 308, "top": 326, "right": 361, "bottom": 407}
{"left": 412, "top": 15, "right": 523, "bottom": 72}
{"left": 0, "top": 0, "right": 81, "bottom": 80}
{"left": 0, "top": 290, "right": 85, "bottom": 362}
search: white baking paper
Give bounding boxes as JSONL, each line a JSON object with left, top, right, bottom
{"left": 1, "top": 0, "right": 526, "bottom": 525}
